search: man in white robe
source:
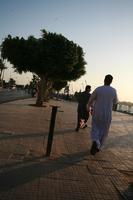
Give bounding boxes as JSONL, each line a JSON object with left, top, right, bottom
{"left": 87, "top": 74, "right": 118, "bottom": 155}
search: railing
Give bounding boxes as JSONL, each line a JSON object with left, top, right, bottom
{"left": 117, "top": 103, "right": 133, "bottom": 115}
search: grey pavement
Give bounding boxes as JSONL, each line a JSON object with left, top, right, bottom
{"left": 0, "top": 98, "right": 133, "bottom": 200}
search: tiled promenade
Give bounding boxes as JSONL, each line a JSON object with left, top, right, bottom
{"left": 0, "top": 98, "right": 133, "bottom": 200}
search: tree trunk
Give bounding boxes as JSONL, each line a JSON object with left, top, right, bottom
{"left": 35, "top": 76, "right": 52, "bottom": 106}
{"left": 43, "top": 80, "right": 52, "bottom": 102}
{"left": 36, "top": 76, "right": 46, "bottom": 106}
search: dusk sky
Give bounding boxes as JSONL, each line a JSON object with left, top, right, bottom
{"left": 0, "top": 0, "right": 133, "bottom": 102}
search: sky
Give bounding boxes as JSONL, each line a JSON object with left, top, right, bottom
{"left": 0, "top": 0, "right": 133, "bottom": 102}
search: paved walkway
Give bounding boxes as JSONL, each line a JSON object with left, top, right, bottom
{"left": 0, "top": 98, "right": 133, "bottom": 200}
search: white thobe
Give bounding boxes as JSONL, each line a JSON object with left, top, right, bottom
{"left": 88, "top": 85, "right": 118, "bottom": 149}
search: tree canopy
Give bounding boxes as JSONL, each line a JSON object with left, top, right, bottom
{"left": 1, "top": 29, "right": 87, "bottom": 105}
{"left": 53, "top": 80, "right": 67, "bottom": 92}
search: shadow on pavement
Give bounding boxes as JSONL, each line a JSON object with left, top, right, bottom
{"left": 0, "top": 132, "right": 47, "bottom": 140}
{"left": 123, "top": 183, "right": 133, "bottom": 200}
{"left": 0, "top": 150, "right": 89, "bottom": 191}
{"left": 0, "top": 129, "right": 75, "bottom": 140}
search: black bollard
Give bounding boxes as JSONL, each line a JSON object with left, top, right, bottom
{"left": 46, "top": 106, "right": 58, "bottom": 157}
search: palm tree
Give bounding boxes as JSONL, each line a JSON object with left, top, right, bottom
{"left": 0, "top": 58, "right": 7, "bottom": 87}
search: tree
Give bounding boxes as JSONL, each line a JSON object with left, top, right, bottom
{"left": 53, "top": 80, "right": 67, "bottom": 92}
{"left": 64, "top": 85, "right": 70, "bottom": 94}
{"left": 1, "top": 30, "right": 86, "bottom": 106}
{"left": 9, "top": 78, "right": 16, "bottom": 88}
{"left": 29, "top": 74, "right": 40, "bottom": 90}
{"left": 0, "top": 58, "right": 7, "bottom": 87}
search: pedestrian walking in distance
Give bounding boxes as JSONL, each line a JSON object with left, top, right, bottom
{"left": 75, "top": 85, "right": 91, "bottom": 131}
{"left": 87, "top": 75, "right": 118, "bottom": 155}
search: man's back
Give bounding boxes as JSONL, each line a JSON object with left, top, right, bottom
{"left": 91, "top": 85, "right": 117, "bottom": 122}
{"left": 87, "top": 74, "right": 118, "bottom": 155}
{"left": 78, "top": 91, "right": 91, "bottom": 108}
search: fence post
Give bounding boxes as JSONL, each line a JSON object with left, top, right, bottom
{"left": 46, "top": 106, "right": 58, "bottom": 157}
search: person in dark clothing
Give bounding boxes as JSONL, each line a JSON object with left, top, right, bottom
{"left": 75, "top": 85, "right": 91, "bottom": 131}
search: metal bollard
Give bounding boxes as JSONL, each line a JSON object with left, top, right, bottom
{"left": 46, "top": 106, "right": 58, "bottom": 157}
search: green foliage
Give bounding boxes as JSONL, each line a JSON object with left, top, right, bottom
{"left": 1, "top": 30, "right": 86, "bottom": 81}
{"left": 1, "top": 35, "right": 40, "bottom": 73}
{"left": 53, "top": 80, "right": 67, "bottom": 91}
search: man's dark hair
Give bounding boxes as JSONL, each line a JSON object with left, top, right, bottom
{"left": 104, "top": 74, "right": 113, "bottom": 85}
{"left": 85, "top": 85, "right": 91, "bottom": 91}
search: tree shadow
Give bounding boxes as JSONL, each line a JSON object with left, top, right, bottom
{"left": 29, "top": 103, "right": 47, "bottom": 107}
{"left": 123, "top": 182, "right": 133, "bottom": 200}
{"left": 0, "top": 129, "right": 76, "bottom": 140}
{"left": 0, "top": 150, "right": 89, "bottom": 191}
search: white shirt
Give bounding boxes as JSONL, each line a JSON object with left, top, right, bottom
{"left": 88, "top": 85, "right": 118, "bottom": 122}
